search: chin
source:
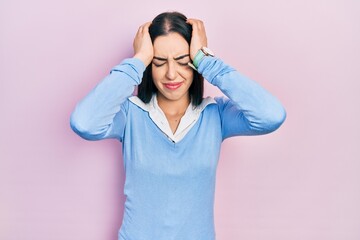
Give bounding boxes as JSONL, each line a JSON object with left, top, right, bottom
{"left": 158, "top": 90, "right": 189, "bottom": 102}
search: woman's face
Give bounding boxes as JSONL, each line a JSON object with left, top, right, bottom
{"left": 151, "top": 32, "right": 193, "bottom": 104}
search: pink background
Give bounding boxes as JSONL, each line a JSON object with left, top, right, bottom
{"left": 1, "top": 0, "right": 359, "bottom": 239}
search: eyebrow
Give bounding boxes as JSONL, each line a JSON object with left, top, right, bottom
{"left": 153, "top": 54, "right": 190, "bottom": 61}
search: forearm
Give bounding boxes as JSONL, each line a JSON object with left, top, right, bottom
{"left": 198, "top": 56, "right": 286, "bottom": 135}
{"left": 70, "top": 58, "right": 145, "bottom": 140}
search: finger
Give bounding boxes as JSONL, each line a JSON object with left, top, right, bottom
{"left": 138, "top": 22, "right": 151, "bottom": 34}
{"left": 186, "top": 18, "right": 201, "bottom": 23}
{"left": 186, "top": 18, "right": 203, "bottom": 25}
{"left": 197, "top": 20, "right": 204, "bottom": 30}
{"left": 186, "top": 18, "right": 197, "bottom": 28}
{"left": 186, "top": 18, "right": 194, "bottom": 24}
{"left": 142, "top": 22, "right": 152, "bottom": 31}
{"left": 187, "top": 19, "right": 205, "bottom": 32}
{"left": 196, "top": 20, "right": 205, "bottom": 31}
{"left": 137, "top": 25, "right": 144, "bottom": 35}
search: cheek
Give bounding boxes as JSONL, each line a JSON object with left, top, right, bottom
{"left": 151, "top": 65, "right": 163, "bottom": 82}
{"left": 179, "top": 68, "right": 194, "bottom": 82}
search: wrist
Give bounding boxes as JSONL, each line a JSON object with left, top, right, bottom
{"left": 192, "top": 47, "right": 215, "bottom": 69}
{"left": 133, "top": 53, "right": 152, "bottom": 67}
{"left": 190, "top": 47, "right": 201, "bottom": 61}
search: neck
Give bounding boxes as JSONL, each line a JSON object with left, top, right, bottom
{"left": 156, "top": 94, "right": 190, "bottom": 116}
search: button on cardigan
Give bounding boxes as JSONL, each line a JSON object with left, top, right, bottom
{"left": 70, "top": 56, "right": 286, "bottom": 240}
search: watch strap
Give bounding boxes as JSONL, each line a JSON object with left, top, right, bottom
{"left": 193, "top": 48, "right": 205, "bottom": 69}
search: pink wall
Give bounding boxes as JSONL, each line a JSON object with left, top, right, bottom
{"left": 1, "top": 0, "right": 359, "bottom": 239}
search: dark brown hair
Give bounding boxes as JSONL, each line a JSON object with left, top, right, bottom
{"left": 137, "top": 12, "right": 204, "bottom": 106}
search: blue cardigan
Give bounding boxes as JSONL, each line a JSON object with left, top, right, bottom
{"left": 70, "top": 56, "right": 286, "bottom": 240}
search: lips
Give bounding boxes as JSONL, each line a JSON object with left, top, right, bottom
{"left": 164, "top": 82, "right": 183, "bottom": 90}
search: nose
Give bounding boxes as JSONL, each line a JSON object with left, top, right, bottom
{"left": 165, "top": 60, "right": 177, "bottom": 80}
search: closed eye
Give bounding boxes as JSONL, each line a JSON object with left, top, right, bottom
{"left": 176, "top": 55, "right": 190, "bottom": 66}
{"left": 152, "top": 61, "right": 189, "bottom": 67}
{"left": 177, "top": 61, "right": 189, "bottom": 66}
{"left": 152, "top": 62, "right": 166, "bottom": 67}
{"left": 152, "top": 54, "right": 190, "bottom": 67}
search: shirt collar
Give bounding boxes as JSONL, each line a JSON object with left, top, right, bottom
{"left": 128, "top": 94, "right": 216, "bottom": 142}
{"left": 129, "top": 94, "right": 216, "bottom": 113}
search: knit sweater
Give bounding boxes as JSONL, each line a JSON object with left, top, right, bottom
{"left": 70, "top": 56, "right": 286, "bottom": 240}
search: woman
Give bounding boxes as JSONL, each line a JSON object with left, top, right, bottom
{"left": 70, "top": 12, "right": 286, "bottom": 240}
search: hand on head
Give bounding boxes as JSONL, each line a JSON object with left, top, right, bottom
{"left": 133, "top": 22, "right": 153, "bottom": 66}
{"left": 133, "top": 18, "right": 208, "bottom": 66}
{"left": 186, "top": 19, "right": 208, "bottom": 61}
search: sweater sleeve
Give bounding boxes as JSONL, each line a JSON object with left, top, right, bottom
{"left": 70, "top": 58, "right": 145, "bottom": 141}
{"left": 197, "top": 56, "right": 286, "bottom": 139}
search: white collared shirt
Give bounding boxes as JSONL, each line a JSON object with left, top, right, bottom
{"left": 129, "top": 95, "right": 216, "bottom": 143}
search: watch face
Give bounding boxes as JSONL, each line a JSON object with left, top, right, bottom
{"left": 202, "top": 47, "right": 215, "bottom": 56}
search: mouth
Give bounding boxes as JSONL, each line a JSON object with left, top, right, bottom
{"left": 164, "top": 82, "right": 183, "bottom": 90}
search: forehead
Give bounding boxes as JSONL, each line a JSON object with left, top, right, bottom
{"left": 153, "top": 32, "right": 189, "bottom": 56}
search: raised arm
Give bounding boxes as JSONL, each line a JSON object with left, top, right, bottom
{"left": 187, "top": 18, "right": 286, "bottom": 139}
{"left": 199, "top": 57, "right": 286, "bottom": 139}
{"left": 70, "top": 22, "right": 153, "bottom": 141}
